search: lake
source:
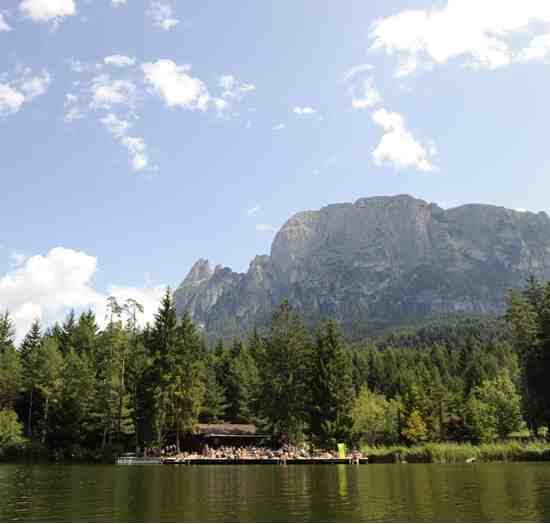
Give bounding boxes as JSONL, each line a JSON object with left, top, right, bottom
{"left": 2, "top": 463, "right": 550, "bottom": 522}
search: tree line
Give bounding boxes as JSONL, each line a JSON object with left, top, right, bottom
{"left": 1, "top": 278, "right": 549, "bottom": 460}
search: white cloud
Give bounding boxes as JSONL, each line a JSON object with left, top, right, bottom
{"left": 341, "top": 64, "right": 373, "bottom": 83}
{"left": 516, "top": 208, "right": 527, "bottom": 213}
{"left": 148, "top": 1, "right": 179, "bottom": 31}
{"left": 19, "top": 70, "right": 51, "bottom": 100}
{"left": 370, "top": 1, "right": 550, "bottom": 75}
{"left": 104, "top": 55, "right": 136, "bottom": 67}
{"left": 20, "top": 0, "right": 76, "bottom": 23}
{"left": 0, "top": 84, "right": 25, "bottom": 115}
{"left": 256, "top": 224, "right": 278, "bottom": 233}
{"left": 293, "top": 106, "right": 316, "bottom": 115}
{"left": 0, "top": 68, "right": 50, "bottom": 116}
{"left": 90, "top": 74, "right": 136, "bottom": 109}
{"left": 246, "top": 205, "right": 261, "bottom": 217}
{"left": 219, "top": 75, "right": 256, "bottom": 101}
{"left": 371, "top": 108, "right": 436, "bottom": 172}
{"left": 111, "top": 0, "right": 127, "bottom": 6}
{"left": 63, "top": 93, "right": 85, "bottom": 122}
{"left": 142, "top": 60, "right": 210, "bottom": 110}
{"left": 521, "top": 34, "right": 550, "bottom": 61}
{"left": 351, "top": 77, "right": 382, "bottom": 109}
{"left": 101, "top": 113, "right": 149, "bottom": 171}
{"left": 0, "top": 247, "right": 163, "bottom": 340}
{"left": 0, "top": 247, "right": 104, "bottom": 338}
{"left": 272, "top": 123, "right": 285, "bottom": 131}
{"left": 0, "top": 14, "right": 12, "bottom": 31}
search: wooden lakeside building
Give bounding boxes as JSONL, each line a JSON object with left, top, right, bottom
{"left": 181, "top": 423, "right": 272, "bottom": 451}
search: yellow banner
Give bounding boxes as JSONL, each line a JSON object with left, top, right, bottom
{"left": 337, "top": 443, "right": 346, "bottom": 459}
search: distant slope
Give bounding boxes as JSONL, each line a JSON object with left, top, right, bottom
{"left": 174, "top": 195, "right": 550, "bottom": 339}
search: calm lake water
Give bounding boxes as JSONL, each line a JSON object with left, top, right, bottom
{"left": 2, "top": 462, "right": 550, "bottom": 522}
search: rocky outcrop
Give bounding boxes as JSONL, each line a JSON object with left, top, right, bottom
{"left": 174, "top": 195, "right": 550, "bottom": 337}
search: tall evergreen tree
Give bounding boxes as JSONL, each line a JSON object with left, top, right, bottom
{"left": 310, "top": 320, "right": 355, "bottom": 447}
{"left": 258, "top": 301, "right": 312, "bottom": 442}
{"left": 149, "top": 288, "right": 179, "bottom": 445}
{"left": 19, "top": 319, "right": 43, "bottom": 439}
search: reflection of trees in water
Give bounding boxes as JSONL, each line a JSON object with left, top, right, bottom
{"left": 3, "top": 464, "right": 550, "bottom": 521}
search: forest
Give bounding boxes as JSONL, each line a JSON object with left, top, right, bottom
{"left": 1, "top": 277, "right": 550, "bottom": 461}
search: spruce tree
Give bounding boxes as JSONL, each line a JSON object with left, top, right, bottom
{"left": 259, "top": 300, "right": 312, "bottom": 443}
{"left": 310, "top": 320, "right": 355, "bottom": 447}
{"left": 19, "top": 320, "right": 43, "bottom": 439}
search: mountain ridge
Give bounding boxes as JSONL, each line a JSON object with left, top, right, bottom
{"left": 174, "top": 194, "right": 550, "bottom": 338}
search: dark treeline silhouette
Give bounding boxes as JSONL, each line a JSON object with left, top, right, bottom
{"left": 1, "top": 278, "right": 550, "bottom": 461}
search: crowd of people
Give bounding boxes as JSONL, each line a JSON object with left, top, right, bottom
{"left": 148, "top": 443, "right": 364, "bottom": 463}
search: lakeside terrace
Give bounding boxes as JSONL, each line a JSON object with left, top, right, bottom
{"left": 120, "top": 424, "right": 368, "bottom": 465}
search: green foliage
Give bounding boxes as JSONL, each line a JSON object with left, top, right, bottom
{"left": 258, "top": 301, "right": 312, "bottom": 442}
{"left": 309, "top": 321, "right": 355, "bottom": 446}
{"left": 465, "top": 372, "right": 523, "bottom": 441}
{"left": 351, "top": 386, "right": 400, "bottom": 444}
{"left": 3, "top": 277, "right": 550, "bottom": 458}
{"left": 0, "top": 410, "right": 24, "bottom": 454}
{"left": 401, "top": 410, "right": 428, "bottom": 445}
{"left": 0, "top": 342, "right": 22, "bottom": 410}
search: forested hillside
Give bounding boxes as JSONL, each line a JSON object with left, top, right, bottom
{"left": 2, "top": 277, "right": 550, "bottom": 460}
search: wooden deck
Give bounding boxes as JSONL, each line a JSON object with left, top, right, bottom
{"left": 161, "top": 457, "right": 369, "bottom": 465}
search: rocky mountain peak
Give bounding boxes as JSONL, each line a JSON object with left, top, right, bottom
{"left": 174, "top": 194, "right": 550, "bottom": 339}
{"left": 182, "top": 258, "right": 213, "bottom": 286}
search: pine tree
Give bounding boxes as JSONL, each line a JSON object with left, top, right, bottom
{"left": 19, "top": 320, "right": 43, "bottom": 439}
{"left": 167, "top": 312, "right": 205, "bottom": 451}
{"left": 0, "top": 312, "right": 16, "bottom": 356}
{"left": 149, "top": 288, "right": 179, "bottom": 445}
{"left": 310, "top": 320, "right": 355, "bottom": 447}
{"left": 259, "top": 301, "right": 312, "bottom": 443}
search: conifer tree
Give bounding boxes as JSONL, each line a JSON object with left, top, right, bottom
{"left": 259, "top": 301, "right": 312, "bottom": 442}
{"left": 19, "top": 319, "right": 43, "bottom": 439}
{"left": 310, "top": 320, "right": 355, "bottom": 447}
{"left": 149, "top": 288, "right": 179, "bottom": 445}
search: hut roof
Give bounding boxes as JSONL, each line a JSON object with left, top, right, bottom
{"left": 195, "top": 423, "right": 258, "bottom": 436}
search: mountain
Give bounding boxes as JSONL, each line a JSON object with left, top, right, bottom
{"left": 174, "top": 195, "right": 550, "bottom": 338}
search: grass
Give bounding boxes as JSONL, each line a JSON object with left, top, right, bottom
{"left": 361, "top": 440, "right": 550, "bottom": 463}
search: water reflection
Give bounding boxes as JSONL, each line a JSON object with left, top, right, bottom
{"left": 1, "top": 463, "right": 550, "bottom": 522}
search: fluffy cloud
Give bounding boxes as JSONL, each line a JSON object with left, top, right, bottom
{"left": 520, "top": 34, "right": 550, "bottom": 61}
{"left": 148, "top": 1, "right": 179, "bottom": 31}
{"left": 0, "top": 84, "right": 25, "bottom": 115}
{"left": 104, "top": 55, "right": 136, "bottom": 67}
{"left": 371, "top": 108, "right": 436, "bottom": 172}
{"left": 0, "top": 14, "right": 12, "bottom": 31}
{"left": 19, "top": 70, "right": 51, "bottom": 100}
{"left": 20, "top": 0, "right": 76, "bottom": 23}
{"left": 142, "top": 60, "right": 210, "bottom": 110}
{"left": 293, "top": 106, "right": 316, "bottom": 115}
{"left": 219, "top": 75, "right": 256, "bottom": 101}
{"left": 342, "top": 64, "right": 382, "bottom": 110}
{"left": 351, "top": 78, "right": 381, "bottom": 109}
{"left": 90, "top": 74, "right": 136, "bottom": 109}
{"left": 101, "top": 113, "right": 149, "bottom": 171}
{"left": 0, "top": 247, "right": 164, "bottom": 340}
{"left": 370, "top": 1, "right": 550, "bottom": 75}
{"left": 111, "top": 0, "right": 126, "bottom": 6}
{"left": 0, "top": 68, "right": 51, "bottom": 116}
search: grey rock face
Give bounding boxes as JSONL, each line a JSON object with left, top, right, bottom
{"left": 174, "top": 195, "right": 550, "bottom": 337}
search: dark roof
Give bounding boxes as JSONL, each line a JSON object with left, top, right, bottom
{"left": 195, "top": 423, "right": 257, "bottom": 436}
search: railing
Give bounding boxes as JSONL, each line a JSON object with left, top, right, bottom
{"left": 116, "top": 456, "right": 162, "bottom": 465}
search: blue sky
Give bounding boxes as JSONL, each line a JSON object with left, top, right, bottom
{"left": 1, "top": 0, "right": 550, "bottom": 336}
